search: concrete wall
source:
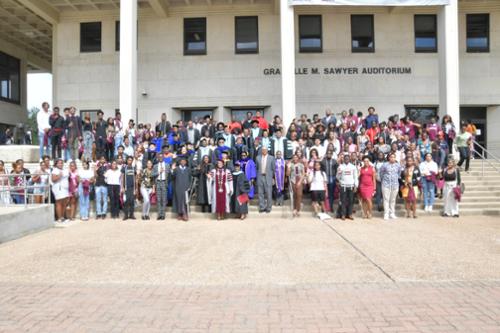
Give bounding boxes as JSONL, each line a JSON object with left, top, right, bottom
{"left": 0, "top": 205, "right": 54, "bottom": 244}
{"left": 54, "top": 4, "right": 500, "bottom": 124}
{"left": 487, "top": 106, "right": 500, "bottom": 157}
{"left": 0, "top": 39, "right": 28, "bottom": 126}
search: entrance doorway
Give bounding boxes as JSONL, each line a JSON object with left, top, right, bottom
{"left": 460, "top": 106, "right": 487, "bottom": 156}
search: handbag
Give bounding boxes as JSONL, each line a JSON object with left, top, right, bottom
{"left": 150, "top": 192, "right": 157, "bottom": 205}
{"left": 400, "top": 185, "right": 409, "bottom": 198}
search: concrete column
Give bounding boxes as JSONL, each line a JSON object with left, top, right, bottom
{"left": 438, "top": 0, "right": 460, "bottom": 125}
{"left": 52, "top": 24, "right": 57, "bottom": 106}
{"left": 119, "top": 0, "right": 138, "bottom": 123}
{"left": 280, "top": 0, "right": 296, "bottom": 130}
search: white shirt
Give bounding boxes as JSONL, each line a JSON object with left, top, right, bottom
{"left": 158, "top": 161, "right": 168, "bottom": 181}
{"left": 105, "top": 169, "right": 121, "bottom": 185}
{"left": 37, "top": 110, "right": 51, "bottom": 133}
{"left": 419, "top": 160, "right": 439, "bottom": 176}
{"left": 273, "top": 136, "right": 285, "bottom": 156}
{"left": 308, "top": 170, "right": 327, "bottom": 191}
{"left": 79, "top": 169, "right": 94, "bottom": 181}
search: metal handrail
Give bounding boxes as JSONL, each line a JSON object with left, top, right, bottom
{"left": 471, "top": 141, "right": 500, "bottom": 177}
{"left": 0, "top": 172, "right": 52, "bottom": 207}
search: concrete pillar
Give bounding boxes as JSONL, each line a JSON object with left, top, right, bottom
{"left": 438, "top": 0, "right": 460, "bottom": 125}
{"left": 487, "top": 106, "right": 500, "bottom": 157}
{"left": 280, "top": 0, "right": 296, "bottom": 130}
{"left": 119, "top": 0, "right": 138, "bottom": 123}
{"left": 52, "top": 24, "right": 57, "bottom": 106}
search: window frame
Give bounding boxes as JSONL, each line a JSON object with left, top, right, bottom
{"left": 414, "top": 14, "right": 437, "bottom": 53}
{"left": 466, "top": 13, "right": 490, "bottom": 53}
{"left": 184, "top": 17, "right": 207, "bottom": 56}
{"left": 235, "top": 16, "right": 259, "bottom": 54}
{"left": 298, "top": 15, "right": 323, "bottom": 53}
{"left": 0, "top": 51, "right": 21, "bottom": 105}
{"left": 351, "top": 14, "right": 375, "bottom": 53}
{"left": 80, "top": 21, "right": 102, "bottom": 53}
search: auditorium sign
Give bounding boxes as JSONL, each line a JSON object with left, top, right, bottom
{"left": 263, "top": 66, "right": 412, "bottom": 76}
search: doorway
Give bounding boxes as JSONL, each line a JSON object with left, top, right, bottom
{"left": 460, "top": 106, "right": 487, "bottom": 156}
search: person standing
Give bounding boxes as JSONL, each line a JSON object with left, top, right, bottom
{"left": 94, "top": 156, "right": 108, "bottom": 219}
{"left": 321, "top": 150, "right": 338, "bottom": 213}
{"left": 121, "top": 156, "right": 137, "bottom": 221}
{"left": 37, "top": 102, "right": 52, "bottom": 160}
{"left": 49, "top": 107, "right": 65, "bottom": 160}
{"left": 67, "top": 161, "right": 79, "bottom": 221}
{"left": 442, "top": 158, "right": 461, "bottom": 218}
{"left": 274, "top": 151, "right": 286, "bottom": 206}
{"left": 336, "top": 154, "right": 358, "bottom": 220}
{"left": 51, "top": 159, "right": 70, "bottom": 223}
{"left": 82, "top": 112, "right": 94, "bottom": 162}
{"left": 308, "top": 161, "right": 328, "bottom": 217}
{"left": 193, "top": 155, "right": 212, "bottom": 213}
{"left": 239, "top": 151, "right": 256, "bottom": 199}
{"left": 256, "top": 146, "right": 275, "bottom": 213}
{"left": 140, "top": 160, "right": 155, "bottom": 220}
{"left": 10, "top": 162, "right": 26, "bottom": 204}
{"left": 32, "top": 161, "right": 50, "bottom": 204}
{"left": 105, "top": 161, "right": 122, "bottom": 219}
{"left": 232, "top": 162, "right": 250, "bottom": 220}
{"left": 78, "top": 161, "right": 94, "bottom": 221}
{"left": 153, "top": 153, "right": 171, "bottom": 220}
{"left": 401, "top": 157, "right": 421, "bottom": 219}
{"left": 380, "top": 153, "right": 402, "bottom": 220}
{"left": 66, "top": 107, "right": 82, "bottom": 161}
{"left": 455, "top": 123, "right": 472, "bottom": 173}
{"left": 0, "top": 160, "right": 10, "bottom": 204}
{"left": 94, "top": 111, "right": 107, "bottom": 160}
{"left": 208, "top": 159, "right": 233, "bottom": 220}
{"left": 172, "top": 157, "right": 192, "bottom": 221}
{"left": 287, "top": 154, "right": 306, "bottom": 217}
{"left": 358, "top": 156, "right": 376, "bottom": 219}
{"left": 419, "top": 153, "right": 439, "bottom": 212}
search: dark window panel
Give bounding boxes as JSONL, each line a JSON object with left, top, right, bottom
{"left": 351, "top": 15, "right": 374, "bottom": 53}
{"left": 184, "top": 18, "right": 207, "bottom": 55}
{"left": 235, "top": 16, "right": 259, "bottom": 54}
{"left": 415, "top": 15, "right": 437, "bottom": 53}
{"left": 467, "top": 13, "right": 489, "bottom": 52}
{"left": 0, "top": 51, "right": 20, "bottom": 104}
{"left": 80, "top": 22, "right": 102, "bottom": 53}
{"left": 299, "top": 15, "right": 322, "bottom": 53}
{"left": 115, "top": 21, "right": 120, "bottom": 51}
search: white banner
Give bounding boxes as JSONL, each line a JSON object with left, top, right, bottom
{"left": 290, "top": 0, "right": 449, "bottom": 6}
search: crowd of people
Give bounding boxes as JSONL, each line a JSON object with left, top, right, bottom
{"left": 0, "top": 102, "right": 476, "bottom": 222}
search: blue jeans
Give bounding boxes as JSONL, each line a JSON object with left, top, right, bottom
{"left": 114, "top": 133, "right": 123, "bottom": 157}
{"left": 95, "top": 185, "right": 108, "bottom": 216}
{"left": 375, "top": 181, "right": 383, "bottom": 209}
{"left": 38, "top": 131, "right": 51, "bottom": 159}
{"left": 422, "top": 178, "right": 435, "bottom": 207}
{"left": 78, "top": 184, "right": 90, "bottom": 219}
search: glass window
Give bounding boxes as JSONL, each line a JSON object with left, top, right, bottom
{"left": 467, "top": 14, "right": 489, "bottom": 53}
{"left": 184, "top": 18, "right": 206, "bottom": 55}
{"left": 182, "top": 110, "right": 213, "bottom": 122}
{"left": 351, "top": 15, "right": 374, "bottom": 53}
{"left": 299, "top": 15, "right": 322, "bottom": 53}
{"left": 231, "top": 109, "right": 263, "bottom": 122}
{"left": 235, "top": 16, "right": 258, "bottom": 54}
{"left": 414, "top": 15, "right": 437, "bottom": 53}
{"left": 0, "top": 51, "right": 20, "bottom": 104}
{"left": 80, "top": 22, "right": 102, "bottom": 53}
{"left": 405, "top": 106, "right": 438, "bottom": 124}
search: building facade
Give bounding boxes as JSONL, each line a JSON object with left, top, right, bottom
{"left": 0, "top": 0, "right": 499, "bottom": 152}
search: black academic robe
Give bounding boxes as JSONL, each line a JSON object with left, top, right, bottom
{"left": 232, "top": 171, "right": 250, "bottom": 214}
{"left": 172, "top": 166, "right": 192, "bottom": 215}
{"left": 194, "top": 163, "right": 212, "bottom": 205}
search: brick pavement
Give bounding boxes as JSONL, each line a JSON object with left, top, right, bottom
{"left": 0, "top": 282, "right": 499, "bottom": 333}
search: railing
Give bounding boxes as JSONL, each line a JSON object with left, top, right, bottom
{"left": 0, "top": 173, "right": 52, "bottom": 207}
{"left": 472, "top": 141, "right": 500, "bottom": 177}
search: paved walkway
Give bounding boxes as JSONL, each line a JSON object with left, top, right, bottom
{"left": 0, "top": 216, "right": 499, "bottom": 332}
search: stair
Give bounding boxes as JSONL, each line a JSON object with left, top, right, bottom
{"left": 18, "top": 159, "right": 500, "bottom": 218}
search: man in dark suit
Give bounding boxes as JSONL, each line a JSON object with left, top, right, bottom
{"left": 321, "top": 149, "right": 339, "bottom": 213}
{"left": 256, "top": 146, "right": 275, "bottom": 213}
{"left": 186, "top": 120, "right": 201, "bottom": 145}
{"left": 156, "top": 113, "right": 171, "bottom": 138}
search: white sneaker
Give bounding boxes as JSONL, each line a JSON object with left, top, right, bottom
{"left": 390, "top": 214, "right": 397, "bottom": 219}
{"left": 429, "top": 206, "right": 433, "bottom": 212}
{"left": 424, "top": 206, "right": 429, "bottom": 212}
{"left": 384, "top": 215, "right": 390, "bottom": 220}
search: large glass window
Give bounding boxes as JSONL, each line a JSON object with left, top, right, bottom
{"left": 231, "top": 109, "right": 264, "bottom": 122}
{"left": 405, "top": 106, "right": 438, "bottom": 124}
{"left": 414, "top": 15, "right": 437, "bottom": 53}
{"left": 0, "top": 51, "right": 20, "bottom": 104}
{"left": 467, "top": 13, "right": 489, "bottom": 53}
{"left": 182, "top": 110, "right": 213, "bottom": 122}
{"left": 235, "top": 16, "right": 259, "bottom": 54}
{"left": 184, "top": 18, "right": 207, "bottom": 55}
{"left": 80, "top": 22, "right": 102, "bottom": 53}
{"left": 351, "top": 15, "right": 374, "bottom": 53}
{"left": 299, "top": 15, "right": 322, "bottom": 53}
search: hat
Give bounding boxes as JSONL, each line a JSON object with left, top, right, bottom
{"left": 234, "top": 161, "right": 241, "bottom": 167}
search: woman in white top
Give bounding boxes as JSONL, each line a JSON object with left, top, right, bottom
{"left": 105, "top": 160, "right": 122, "bottom": 219}
{"left": 51, "top": 159, "right": 69, "bottom": 222}
{"left": 0, "top": 160, "right": 10, "bottom": 205}
{"left": 308, "top": 161, "right": 328, "bottom": 217}
{"left": 78, "top": 160, "right": 95, "bottom": 221}
{"left": 32, "top": 161, "right": 50, "bottom": 204}
{"left": 419, "top": 153, "right": 439, "bottom": 212}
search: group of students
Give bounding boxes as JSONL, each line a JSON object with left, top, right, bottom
{"left": 0, "top": 103, "right": 474, "bottom": 222}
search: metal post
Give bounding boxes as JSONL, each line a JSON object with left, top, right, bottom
{"left": 24, "top": 174, "right": 27, "bottom": 207}
{"left": 482, "top": 149, "right": 485, "bottom": 177}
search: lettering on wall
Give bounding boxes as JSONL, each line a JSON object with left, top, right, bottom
{"left": 263, "top": 67, "right": 412, "bottom": 76}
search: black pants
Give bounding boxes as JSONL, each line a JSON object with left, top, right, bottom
{"left": 124, "top": 188, "right": 135, "bottom": 217}
{"left": 108, "top": 185, "right": 120, "bottom": 217}
{"left": 51, "top": 133, "right": 62, "bottom": 160}
{"left": 327, "top": 181, "right": 336, "bottom": 213}
{"left": 106, "top": 141, "right": 114, "bottom": 162}
{"left": 340, "top": 186, "right": 354, "bottom": 217}
{"left": 458, "top": 147, "right": 470, "bottom": 171}
{"left": 96, "top": 137, "right": 106, "bottom": 160}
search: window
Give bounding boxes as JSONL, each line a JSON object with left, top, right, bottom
{"left": 0, "top": 51, "right": 20, "bottom": 104}
{"left": 231, "top": 109, "right": 264, "bottom": 122}
{"left": 80, "top": 22, "right": 102, "bottom": 53}
{"left": 405, "top": 106, "right": 438, "bottom": 124}
{"left": 182, "top": 109, "right": 213, "bottom": 122}
{"left": 351, "top": 15, "right": 374, "bottom": 53}
{"left": 115, "top": 21, "right": 120, "bottom": 51}
{"left": 467, "top": 14, "right": 489, "bottom": 52}
{"left": 184, "top": 18, "right": 206, "bottom": 55}
{"left": 235, "top": 16, "right": 259, "bottom": 54}
{"left": 414, "top": 15, "right": 437, "bottom": 53}
{"left": 299, "top": 15, "right": 322, "bottom": 53}
{"left": 80, "top": 110, "right": 102, "bottom": 123}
